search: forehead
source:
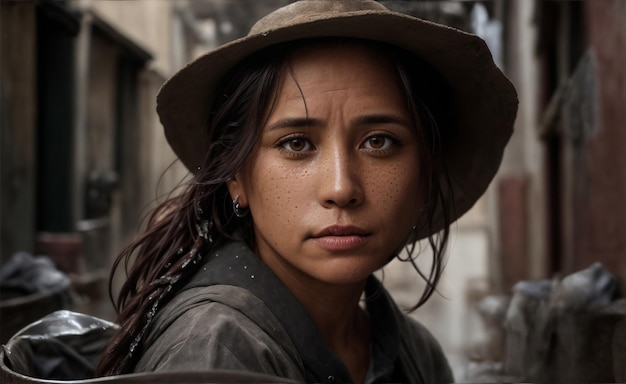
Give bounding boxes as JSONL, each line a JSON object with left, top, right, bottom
{"left": 270, "top": 41, "right": 406, "bottom": 107}
{"left": 287, "top": 40, "right": 400, "bottom": 84}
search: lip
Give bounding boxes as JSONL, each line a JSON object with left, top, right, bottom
{"left": 313, "top": 225, "right": 371, "bottom": 238}
{"left": 310, "top": 225, "right": 371, "bottom": 252}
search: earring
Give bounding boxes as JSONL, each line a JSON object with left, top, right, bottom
{"left": 232, "top": 195, "right": 249, "bottom": 218}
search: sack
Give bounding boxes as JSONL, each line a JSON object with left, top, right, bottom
{"left": 0, "top": 310, "right": 299, "bottom": 384}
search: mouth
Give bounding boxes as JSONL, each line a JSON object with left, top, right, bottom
{"left": 310, "top": 225, "right": 371, "bottom": 252}
{"left": 312, "top": 225, "right": 371, "bottom": 238}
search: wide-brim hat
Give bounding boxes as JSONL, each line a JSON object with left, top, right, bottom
{"left": 157, "top": 0, "right": 518, "bottom": 238}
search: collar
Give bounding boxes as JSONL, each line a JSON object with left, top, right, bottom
{"left": 185, "top": 240, "right": 401, "bottom": 384}
{"left": 364, "top": 278, "right": 401, "bottom": 382}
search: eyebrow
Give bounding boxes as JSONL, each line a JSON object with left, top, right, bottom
{"left": 353, "top": 114, "right": 410, "bottom": 127}
{"left": 266, "top": 117, "right": 324, "bottom": 131}
{"left": 266, "top": 114, "right": 410, "bottom": 132}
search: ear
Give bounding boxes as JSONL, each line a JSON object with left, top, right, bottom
{"left": 227, "top": 174, "right": 248, "bottom": 207}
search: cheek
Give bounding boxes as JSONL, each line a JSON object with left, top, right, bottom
{"left": 367, "top": 162, "right": 421, "bottom": 219}
{"left": 246, "top": 163, "right": 305, "bottom": 229}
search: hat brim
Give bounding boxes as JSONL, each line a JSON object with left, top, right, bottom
{"left": 157, "top": 10, "right": 518, "bottom": 238}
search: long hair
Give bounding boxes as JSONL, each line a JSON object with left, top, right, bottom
{"left": 96, "top": 39, "right": 455, "bottom": 375}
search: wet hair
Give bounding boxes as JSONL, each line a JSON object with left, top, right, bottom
{"left": 96, "top": 38, "right": 456, "bottom": 375}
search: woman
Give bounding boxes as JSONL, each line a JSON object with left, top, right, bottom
{"left": 97, "top": 1, "right": 517, "bottom": 383}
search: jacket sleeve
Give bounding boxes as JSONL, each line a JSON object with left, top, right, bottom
{"left": 133, "top": 287, "right": 306, "bottom": 382}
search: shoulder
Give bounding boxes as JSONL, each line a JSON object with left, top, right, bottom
{"left": 398, "top": 314, "right": 454, "bottom": 383}
{"left": 134, "top": 285, "right": 304, "bottom": 380}
{"left": 402, "top": 315, "right": 442, "bottom": 349}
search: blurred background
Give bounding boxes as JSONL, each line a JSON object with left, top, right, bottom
{"left": 1, "top": 0, "right": 625, "bottom": 382}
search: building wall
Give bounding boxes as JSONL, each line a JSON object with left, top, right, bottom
{"left": 579, "top": 0, "right": 626, "bottom": 280}
{"left": 0, "top": 1, "right": 193, "bottom": 273}
{"left": 0, "top": 2, "right": 38, "bottom": 262}
{"left": 499, "top": 0, "right": 626, "bottom": 286}
{"left": 507, "top": 0, "right": 545, "bottom": 282}
{"left": 66, "top": 0, "right": 192, "bottom": 265}
{"left": 86, "top": 0, "right": 176, "bottom": 77}
{"left": 482, "top": 0, "right": 546, "bottom": 290}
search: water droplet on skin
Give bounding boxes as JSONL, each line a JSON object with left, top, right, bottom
{"left": 244, "top": 266, "right": 248, "bottom": 270}
{"left": 251, "top": 275, "right": 255, "bottom": 279}
{"left": 235, "top": 255, "right": 239, "bottom": 259}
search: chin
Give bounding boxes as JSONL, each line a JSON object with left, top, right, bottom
{"left": 315, "top": 263, "right": 381, "bottom": 286}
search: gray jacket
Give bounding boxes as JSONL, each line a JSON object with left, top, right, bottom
{"left": 134, "top": 241, "right": 453, "bottom": 383}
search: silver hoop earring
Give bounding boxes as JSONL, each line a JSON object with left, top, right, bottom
{"left": 233, "top": 195, "right": 249, "bottom": 218}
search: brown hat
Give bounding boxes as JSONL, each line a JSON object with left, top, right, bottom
{"left": 157, "top": 0, "right": 518, "bottom": 235}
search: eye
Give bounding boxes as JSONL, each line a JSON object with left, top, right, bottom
{"left": 279, "top": 136, "right": 313, "bottom": 152}
{"left": 362, "top": 135, "right": 394, "bottom": 150}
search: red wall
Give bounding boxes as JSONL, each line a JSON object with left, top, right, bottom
{"left": 579, "top": 0, "right": 626, "bottom": 280}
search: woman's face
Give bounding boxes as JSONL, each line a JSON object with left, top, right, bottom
{"left": 229, "top": 43, "right": 423, "bottom": 288}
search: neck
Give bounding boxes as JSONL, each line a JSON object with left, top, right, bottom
{"left": 269, "top": 267, "right": 372, "bottom": 384}
{"left": 297, "top": 280, "right": 368, "bottom": 346}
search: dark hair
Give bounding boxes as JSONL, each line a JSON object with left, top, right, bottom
{"left": 96, "top": 38, "right": 455, "bottom": 375}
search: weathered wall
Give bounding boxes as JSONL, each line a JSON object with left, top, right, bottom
{"left": 578, "top": 0, "right": 626, "bottom": 279}
{"left": 491, "top": 0, "right": 546, "bottom": 289}
{"left": 87, "top": 0, "right": 176, "bottom": 77}
{"left": 0, "top": 2, "right": 37, "bottom": 261}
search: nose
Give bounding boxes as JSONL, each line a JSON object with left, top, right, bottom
{"left": 316, "top": 146, "right": 364, "bottom": 208}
